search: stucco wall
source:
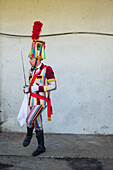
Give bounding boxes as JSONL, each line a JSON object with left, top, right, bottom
{"left": 0, "top": 0, "right": 113, "bottom": 134}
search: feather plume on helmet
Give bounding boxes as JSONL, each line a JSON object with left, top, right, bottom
{"left": 28, "top": 21, "right": 46, "bottom": 60}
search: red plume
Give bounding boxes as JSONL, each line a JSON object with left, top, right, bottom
{"left": 31, "top": 21, "right": 43, "bottom": 40}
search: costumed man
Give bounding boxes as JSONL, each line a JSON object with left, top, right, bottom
{"left": 23, "top": 21, "right": 57, "bottom": 156}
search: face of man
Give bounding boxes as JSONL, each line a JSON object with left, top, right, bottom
{"left": 29, "top": 57, "right": 41, "bottom": 67}
{"left": 29, "top": 57, "right": 36, "bottom": 67}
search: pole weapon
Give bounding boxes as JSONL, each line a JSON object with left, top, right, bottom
{"left": 19, "top": 38, "right": 27, "bottom": 86}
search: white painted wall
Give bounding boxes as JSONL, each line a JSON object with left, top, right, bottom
{"left": 0, "top": 0, "right": 113, "bottom": 134}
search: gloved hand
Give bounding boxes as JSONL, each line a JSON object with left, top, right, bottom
{"left": 23, "top": 85, "right": 30, "bottom": 94}
{"left": 31, "top": 84, "right": 39, "bottom": 92}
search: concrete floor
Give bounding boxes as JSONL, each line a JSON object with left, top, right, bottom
{"left": 0, "top": 132, "right": 113, "bottom": 170}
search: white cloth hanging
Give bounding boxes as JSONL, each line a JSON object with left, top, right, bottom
{"left": 17, "top": 94, "right": 28, "bottom": 126}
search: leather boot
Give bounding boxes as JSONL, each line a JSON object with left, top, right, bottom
{"left": 23, "top": 127, "right": 34, "bottom": 147}
{"left": 32, "top": 130, "right": 46, "bottom": 156}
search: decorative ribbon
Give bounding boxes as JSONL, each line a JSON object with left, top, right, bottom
{"left": 30, "top": 92, "right": 52, "bottom": 121}
{"left": 29, "top": 65, "right": 52, "bottom": 121}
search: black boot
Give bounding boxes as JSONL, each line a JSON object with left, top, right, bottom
{"left": 32, "top": 130, "right": 46, "bottom": 156}
{"left": 23, "top": 127, "right": 34, "bottom": 147}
